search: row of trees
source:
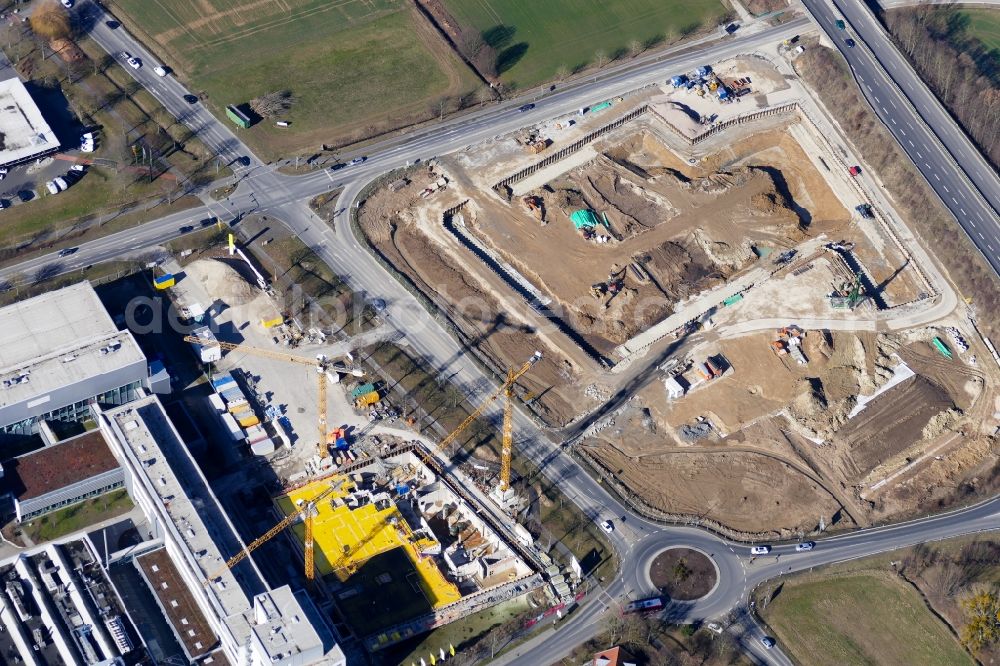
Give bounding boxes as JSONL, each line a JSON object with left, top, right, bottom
{"left": 884, "top": 5, "right": 1000, "bottom": 170}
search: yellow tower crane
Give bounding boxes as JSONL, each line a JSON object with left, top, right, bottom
{"left": 436, "top": 351, "right": 542, "bottom": 492}
{"left": 201, "top": 351, "right": 541, "bottom": 586}
{"left": 183, "top": 336, "right": 335, "bottom": 458}
{"left": 203, "top": 478, "right": 344, "bottom": 585}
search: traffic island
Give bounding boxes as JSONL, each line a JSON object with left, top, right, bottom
{"left": 648, "top": 547, "right": 717, "bottom": 601}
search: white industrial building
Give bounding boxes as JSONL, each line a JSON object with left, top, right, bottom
{"left": 98, "top": 396, "right": 346, "bottom": 666}
{"left": 0, "top": 282, "right": 160, "bottom": 436}
{"left": 0, "top": 78, "right": 60, "bottom": 168}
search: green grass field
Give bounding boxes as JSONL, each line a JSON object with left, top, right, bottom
{"left": 111, "top": 0, "right": 479, "bottom": 157}
{"left": 441, "top": 0, "right": 729, "bottom": 88}
{"left": 960, "top": 9, "right": 1000, "bottom": 51}
{"left": 22, "top": 489, "right": 134, "bottom": 543}
{"left": 762, "top": 573, "right": 973, "bottom": 666}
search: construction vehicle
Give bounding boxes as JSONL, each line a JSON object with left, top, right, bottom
{"left": 203, "top": 352, "right": 542, "bottom": 586}
{"left": 182, "top": 336, "right": 360, "bottom": 459}
{"left": 522, "top": 195, "right": 545, "bottom": 223}
{"left": 829, "top": 272, "right": 864, "bottom": 309}
{"left": 204, "top": 478, "right": 345, "bottom": 585}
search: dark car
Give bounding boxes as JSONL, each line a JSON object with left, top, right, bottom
{"left": 845, "top": 38, "right": 856, "bottom": 48}
{"left": 518, "top": 103, "right": 535, "bottom": 112}
{"left": 179, "top": 225, "right": 194, "bottom": 233}
{"left": 183, "top": 94, "right": 199, "bottom": 104}
{"left": 331, "top": 163, "right": 347, "bottom": 171}
{"left": 725, "top": 23, "right": 739, "bottom": 34}
{"left": 58, "top": 247, "right": 79, "bottom": 257}
{"left": 835, "top": 19, "right": 846, "bottom": 30}
{"left": 199, "top": 217, "right": 217, "bottom": 227}
{"left": 105, "top": 20, "right": 120, "bottom": 29}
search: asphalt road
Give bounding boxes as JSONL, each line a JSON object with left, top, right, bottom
{"left": 802, "top": 0, "right": 1000, "bottom": 276}
{"left": 11, "top": 4, "right": 1000, "bottom": 664}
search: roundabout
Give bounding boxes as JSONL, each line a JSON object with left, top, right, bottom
{"left": 649, "top": 546, "right": 718, "bottom": 601}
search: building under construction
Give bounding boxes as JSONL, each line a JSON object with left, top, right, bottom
{"left": 276, "top": 447, "right": 541, "bottom": 651}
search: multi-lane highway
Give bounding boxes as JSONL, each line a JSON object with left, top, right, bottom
{"left": 803, "top": 0, "right": 1000, "bottom": 276}
{"left": 7, "top": 2, "right": 1000, "bottom": 664}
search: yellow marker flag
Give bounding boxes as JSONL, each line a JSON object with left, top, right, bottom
{"left": 228, "top": 233, "right": 235, "bottom": 252}
{"left": 449, "top": 644, "right": 455, "bottom": 656}
{"left": 429, "top": 654, "right": 436, "bottom": 665}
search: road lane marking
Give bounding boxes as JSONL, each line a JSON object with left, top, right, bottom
{"left": 934, "top": 173, "right": 940, "bottom": 181}
{"left": 979, "top": 232, "right": 984, "bottom": 240}
{"left": 944, "top": 185, "right": 949, "bottom": 193}
{"left": 916, "top": 151, "right": 922, "bottom": 159}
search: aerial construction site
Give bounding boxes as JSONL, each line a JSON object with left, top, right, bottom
{"left": 354, "top": 53, "right": 1000, "bottom": 540}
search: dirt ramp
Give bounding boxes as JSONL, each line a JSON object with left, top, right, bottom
{"left": 591, "top": 446, "right": 845, "bottom": 535}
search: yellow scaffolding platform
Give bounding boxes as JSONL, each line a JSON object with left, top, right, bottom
{"left": 276, "top": 479, "right": 460, "bottom": 608}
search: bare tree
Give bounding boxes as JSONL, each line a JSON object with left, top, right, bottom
{"left": 249, "top": 90, "right": 296, "bottom": 118}
{"left": 555, "top": 64, "right": 569, "bottom": 82}
{"left": 594, "top": 50, "right": 608, "bottom": 68}
{"left": 629, "top": 39, "right": 643, "bottom": 57}
{"left": 29, "top": 2, "right": 72, "bottom": 41}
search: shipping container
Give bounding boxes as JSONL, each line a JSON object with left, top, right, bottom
{"left": 351, "top": 383, "right": 376, "bottom": 399}
{"left": 251, "top": 438, "right": 276, "bottom": 456}
{"left": 238, "top": 414, "right": 261, "bottom": 428}
{"left": 208, "top": 394, "right": 226, "bottom": 413}
{"left": 226, "top": 399, "right": 250, "bottom": 414}
{"left": 355, "top": 391, "right": 380, "bottom": 407}
{"left": 211, "top": 375, "right": 236, "bottom": 390}
{"left": 220, "top": 413, "right": 244, "bottom": 442}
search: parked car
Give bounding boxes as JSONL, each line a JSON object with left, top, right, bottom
{"left": 183, "top": 94, "right": 199, "bottom": 104}
{"left": 845, "top": 38, "right": 856, "bottom": 48}
{"left": 707, "top": 622, "right": 724, "bottom": 634}
{"left": 849, "top": 165, "right": 862, "bottom": 177}
{"left": 795, "top": 541, "right": 815, "bottom": 552}
{"left": 153, "top": 65, "right": 168, "bottom": 77}
{"left": 60, "top": 0, "right": 74, "bottom": 7}
{"left": 518, "top": 103, "right": 535, "bottom": 112}
{"left": 0, "top": 167, "right": 8, "bottom": 181}
{"left": 760, "top": 636, "right": 776, "bottom": 649}
{"left": 750, "top": 545, "right": 771, "bottom": 555}
{"left": 70, "top": 164, "right": 86, "bottom": 173}
{"left": 58, "top": 247, "right": 78, "bottom": 257}
{"left": 599, "top": 520, "right": 614, "bottom": 534}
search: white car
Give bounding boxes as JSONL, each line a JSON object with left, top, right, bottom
{"left": 127, "top": 56, "right": 142, "bottom": 70}
{"left": 599, "top": 520, "right": 614, "bottom": 534}
{"left": 795, "top": 541, "right": 815, "bottom": 552}
{"left": 0, "top": 167, "right": 7, "bottom": 181}
{"left": 153, "top": 65, "right": 168, "bottom": 77}
{"left": 61, "top": 0, "right": 74, "bottom": 7}
{"left": 750, "top": 545, "right": 771, "bottom": 555}
{"left": 70, "top": 164, "right": 86, "bottom": 173}
{"left": 80, "top": 140, "right": 94, "bottom": 153}
{"left": 706, "top": 622, "right": 724, "bottom": 635}
{"left": 46, "top": 180, "right": 62, "bottom": 195}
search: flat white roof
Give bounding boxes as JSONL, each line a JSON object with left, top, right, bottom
{"left": 0, "top": 282, "right": 145, "bottom": 409}
{"left": 0, "top": 78, "right": 59, "bottom": 166}
{"left": 251, "top": 587, "right": 323, "bottom": 660}
{"left": 106, "top": 397, "right": 255, "bottom": 623}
